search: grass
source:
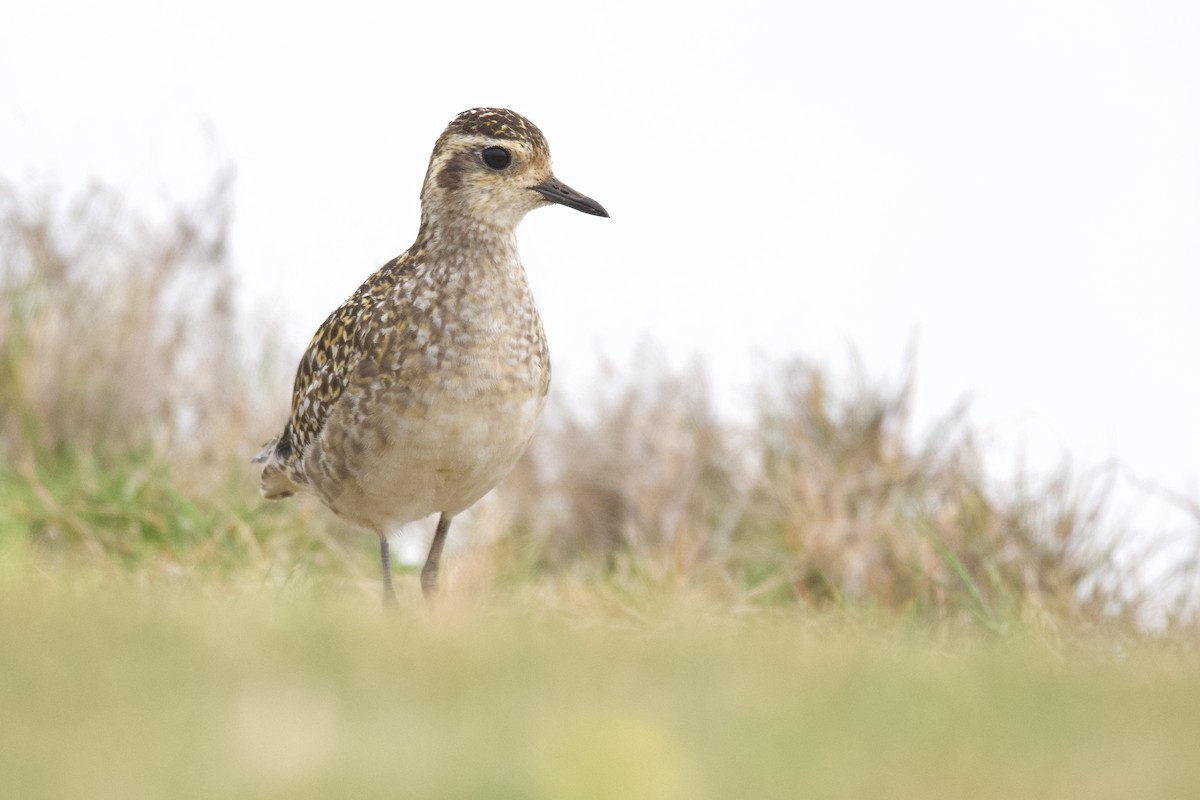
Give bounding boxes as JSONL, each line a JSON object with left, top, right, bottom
{"left": 2, "top": 176, "right": 1199, "bottom": 798}
{"left": 2, "top": 571, "right": 1199, "bottom": 800}
{"left": 2, "top": 176, "right": 1188, "bottom": 627}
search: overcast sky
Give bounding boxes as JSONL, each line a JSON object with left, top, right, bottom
{"left": 3, "top": 0, "right": 1198, "bottom": 541}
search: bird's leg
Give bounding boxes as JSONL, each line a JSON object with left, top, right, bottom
{"left": 420, "top": 514, "right": 453, "bottom": 600}
{"left": 380, "top": 535, "right": 398, "bottom": 607}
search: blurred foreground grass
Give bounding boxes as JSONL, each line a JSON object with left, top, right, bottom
{"left": 2, "top": 570, "right": 1199, "bottom": 800}
{"left": 3, "top": 177, "right": 1200, "bottom": 798}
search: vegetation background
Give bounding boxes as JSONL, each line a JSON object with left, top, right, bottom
{"left": 2, "top": 179, "right": 1198, "bottom": 797}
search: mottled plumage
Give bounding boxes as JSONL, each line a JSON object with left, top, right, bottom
{"left": 255, "top": 108, "right": 607, "bottom": 603}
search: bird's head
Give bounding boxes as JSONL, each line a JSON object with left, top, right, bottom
{"left": 420, "top": 108, "right": 608, "bottom": 229}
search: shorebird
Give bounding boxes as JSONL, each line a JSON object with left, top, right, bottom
{"left": 255, "top": 108, "right": 608, "bottom": 604}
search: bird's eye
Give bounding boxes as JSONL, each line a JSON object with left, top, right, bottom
{"left": 481, "top": 146, "right": 511, "bottom": 170}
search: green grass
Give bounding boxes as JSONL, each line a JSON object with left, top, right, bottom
{"left": 2, "top": 568, "right": 1198, "bottom": 800}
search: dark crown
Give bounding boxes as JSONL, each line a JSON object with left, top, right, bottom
{"left": 438, "top": 108, "right": 549, "bottom": 151}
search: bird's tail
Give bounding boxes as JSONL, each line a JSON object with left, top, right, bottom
{"left": 251, "top": 436, "right": 278, "bottom": 465}
{"left": 254, "top": 434, "right": 299, "bottom": 500}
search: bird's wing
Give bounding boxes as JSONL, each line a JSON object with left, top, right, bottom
{"left": 275, "top": 256, "right": 407, "bottom": 461}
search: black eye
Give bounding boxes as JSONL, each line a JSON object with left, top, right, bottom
{"left": 481, "top": 146, "right": 511, "bottom": 170}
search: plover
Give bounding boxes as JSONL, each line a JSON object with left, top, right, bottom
{"left": 255, "top": 108, "right": 608, "bottom": 603}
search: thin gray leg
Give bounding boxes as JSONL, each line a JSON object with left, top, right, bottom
{"left": 380, "top": 535, "right": 398, "bottom": 607}
{"left": 420, "top": 514, "right": 453, "bottom": 600}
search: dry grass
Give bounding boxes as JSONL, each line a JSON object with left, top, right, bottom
{"left": 492, "top": 356, "right": 1151, "bottom": 634}
{"left": 0, "top": 175, "right": 248, "bottom": 461}
{"left": 0, "top": 177, "right": 1196, "bottom": 635}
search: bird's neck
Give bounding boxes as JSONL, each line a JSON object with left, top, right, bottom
{"left": 415, "top": 210, "right": 521, "bottom": 268}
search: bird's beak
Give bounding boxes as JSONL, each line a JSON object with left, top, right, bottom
{"left": 530, "top": 176, "right": 609, "bottom": 218}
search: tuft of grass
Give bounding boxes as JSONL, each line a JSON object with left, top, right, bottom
{"left": 0, "top": 176, "right": 252, "bottom": 463}
{"left": 492, "top": 354, "right": 1154, "bottom": 632}
{"left": 0, "top": 176, "right": 373, "bottom": 590}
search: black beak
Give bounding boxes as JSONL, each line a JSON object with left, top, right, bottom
{"left": 530, "top": 176, "right": 609, "bottom": 218}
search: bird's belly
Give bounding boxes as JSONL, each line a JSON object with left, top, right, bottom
{"left": 311, "top": 388, "right": 545, "bottom": 530}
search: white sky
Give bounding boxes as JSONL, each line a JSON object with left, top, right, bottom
{"left": 3, "top": 0, "right": 1198, "bottom": 542}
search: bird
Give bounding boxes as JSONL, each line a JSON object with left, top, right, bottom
{"left": 254, "top": 107, "right": 608, "bottom": 604}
